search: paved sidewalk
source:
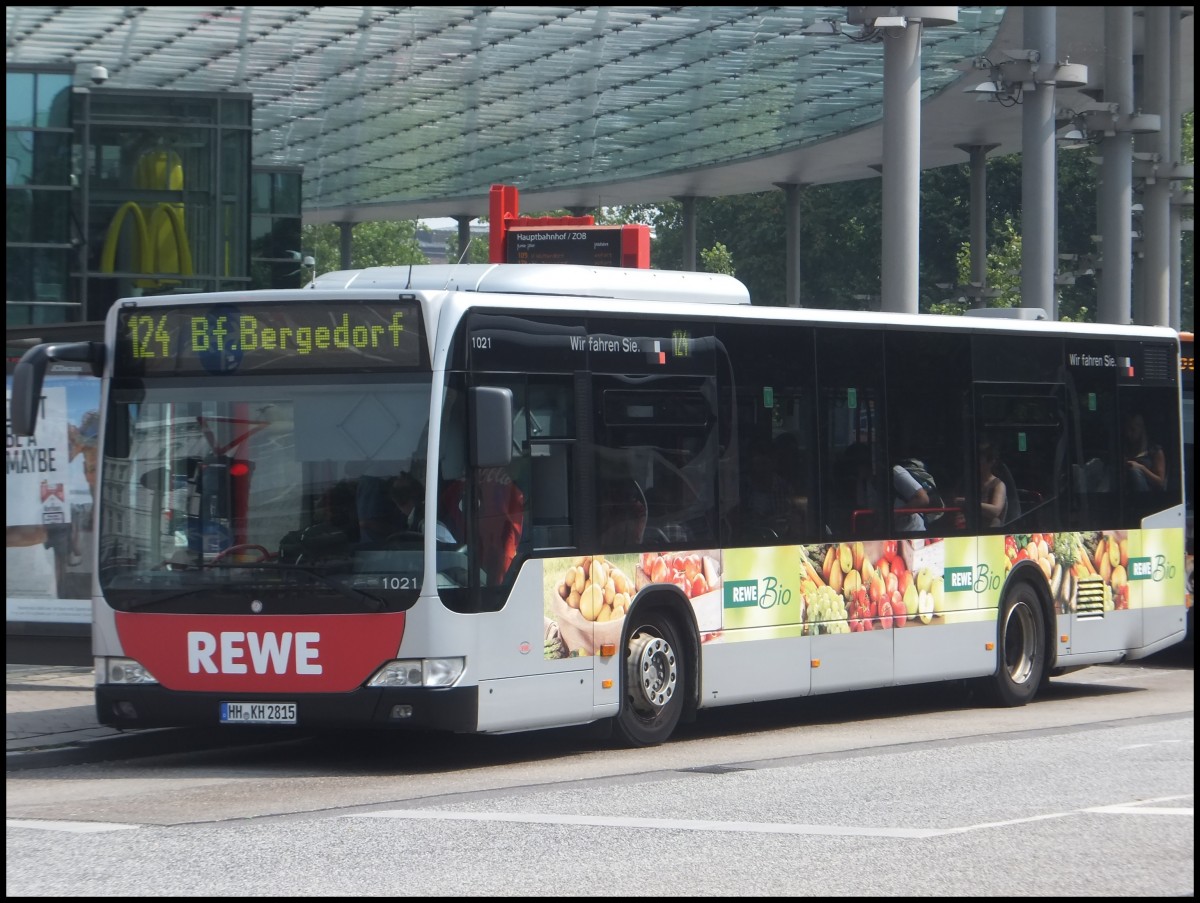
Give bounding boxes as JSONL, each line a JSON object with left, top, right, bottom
{"left": 7, "top": 664, "right": 117, "bottom": 742}
{"left": 6, "top": 663, "right": 131, "bottom": 768}
{"left": 7, "top": 664, "right": 299, "bottom": 770}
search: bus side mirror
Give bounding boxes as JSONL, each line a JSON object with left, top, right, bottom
{"left": 470, "top": 386, "right": 513, "bottom": 468}
{"left": 10, "top": 342, "right": 106, "bottom": 437}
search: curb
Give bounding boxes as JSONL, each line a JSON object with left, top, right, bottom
{"left": 6, "top": 725, "right": 310, "bottom": 772}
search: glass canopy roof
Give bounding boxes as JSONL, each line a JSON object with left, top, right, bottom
{"left": 3, "top": 6, "right": 1126, "bottom": 222}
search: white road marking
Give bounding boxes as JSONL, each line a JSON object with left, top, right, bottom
{"left": 351, "top": 809, "right": 944, "bottom": 837}
{"left": 12, "top": 796, "right": 1189, "bottom": 837}
{"left": 351, "top": 794, "right": 1194, "bottom": 838}
{"left": 1118, "top": 739, "right": 1190, "bottom": 750}
{"left": 7, "top": 819, "right": 140, "bottom": 833}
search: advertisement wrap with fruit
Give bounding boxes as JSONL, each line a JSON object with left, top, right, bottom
{"left": 544, "top": 551, "right": 722, "bottom": 659}
{"left": 1003, "top": 529, "right": 1185, "bottom": 615}
{"left": 541, "top": 529, "right": 1183, "bottom": 659}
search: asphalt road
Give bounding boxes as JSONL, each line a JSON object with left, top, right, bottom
{"left": 6, "top": 648, "right": 1193, "bottom": 897}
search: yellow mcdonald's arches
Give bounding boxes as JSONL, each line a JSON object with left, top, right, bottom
{"left": 100, "top": 149, "right": 192, "bottom": 288}
{"left": 99, "top": 201, "right": 152, "bottom": 280}
{"left": 148, "top": 201, "right": 193, "bottom": 277}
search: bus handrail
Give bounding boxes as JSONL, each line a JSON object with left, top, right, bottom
{"left": 850, "top": 506, "right": 964, "bottom": 533}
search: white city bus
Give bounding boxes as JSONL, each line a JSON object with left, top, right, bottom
{"left": 10, "top": 264, "right": 1188, "bottom": 746}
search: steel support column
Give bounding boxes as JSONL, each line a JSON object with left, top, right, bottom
{"left": 776, "top": 182, "right": 804, "bottom": 307}
{"left": 1140, "top": 5, "right": 1172, "bottom": 327}
{"left": 1021, "top": 7, "right": 1057, "bottom": 319}
{"left": 455, "top": 215, "right": 473, "bottom": 264}
{"left": 1167, "top": 6, "right": 1186, "bottom": 331}
{"left": 880, "top": 21, "right": 922, "bottom": 313}
{"left": 675, "top": 195, "right": 698, "bottom": 272}
{"left": 1098, "top": 6, "right": 1134, "bottom": 325}
{"left": 338, "top": 221, "right": 353, "bottom": 270}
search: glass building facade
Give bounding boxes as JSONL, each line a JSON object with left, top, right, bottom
{"left": 6, "top": 69, "right": 302, "bottom": 338}
{"left": 6, "top": 68, "right": 303, "bottom": 658}
{"left": 6, "top": 66, "right": 75, "bottom": 326}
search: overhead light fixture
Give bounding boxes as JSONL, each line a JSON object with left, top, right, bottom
{"left": 965, "top": 70, "right": 1023, "bottom": 106}
{"left": 1054, "top": 62, "right": 1089, "bottom": 88}
{"left": 800, "top": 18, "right": 839, "bottom": 36}
{"left": 870, "top": 16, "right": 907, "bottom": 28}
{"left": 1057, "top": 127, "right": 1092, "bottom": 150}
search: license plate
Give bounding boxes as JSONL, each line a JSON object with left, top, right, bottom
{"left": 220, "top": 701, "right": 297, "bottom": 725}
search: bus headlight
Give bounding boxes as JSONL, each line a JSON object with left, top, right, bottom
{"left": 96, "top": 656, "right": 159, "bottom": 685}
{"left": 367, "top": 658, "right": 465, "bottom": 688}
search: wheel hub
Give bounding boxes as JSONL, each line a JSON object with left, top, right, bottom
{"left": 1003, "top": 600, "right": 1036, "bottom": 685}
{"left": 627, "top": 632, "right": 677, "bottom": 714}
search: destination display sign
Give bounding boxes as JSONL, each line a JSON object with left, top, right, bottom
{"left": 115, "top": 300, "right": 427, "bottom": 376}
{"left": 506, "top": 226, "right": 625, "bottom": 267}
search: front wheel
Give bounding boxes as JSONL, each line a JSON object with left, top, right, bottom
{"left": 985, "top": 581, "right": 1046, "bottom": 706}
{"left": 613, "top": 609, "right": 686, "bottom": 747}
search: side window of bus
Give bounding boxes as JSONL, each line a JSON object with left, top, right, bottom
{"left": 976, "top": 387, "right": 1067, "bottom": 533}
{"left": 884, "top": 331, "right": 970, "bottom": 537}
{"left": 521, "top": 379, "right": 576, "bottom": 550}
{"left": 717, "top": 322, "right": 817, "bottom": 547}
{"left": 816, "top": 327, "right": 886, "bottom": 538}
{"left": 1117, "top": 384, "right": 1181, "bottom": 527}
{"left": 591, "top": 376, "right": 719, "bottom": 552}
{"left": 471, "top": 377, "right": 531, "bottom": 590}
{"left": 1067, "top": 359, "right": 1119, "bottom": 531}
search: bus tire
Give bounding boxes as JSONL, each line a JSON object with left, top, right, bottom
{"left": 613, "top": 607, "right": 685, "bottom": 747}
{"left": 985, "top": 580, "right": 1047, "bottom": 707}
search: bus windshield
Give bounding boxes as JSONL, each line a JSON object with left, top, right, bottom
{"left": 97, "top": 374, "right": 464, "bottom": 613}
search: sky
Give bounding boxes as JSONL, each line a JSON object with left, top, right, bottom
{"left": 419, "top": 217, "right": 479, "bottom": 230}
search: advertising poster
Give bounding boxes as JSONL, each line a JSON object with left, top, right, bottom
{"left": 6, "top": 369, "right": 100, "bottom": 624}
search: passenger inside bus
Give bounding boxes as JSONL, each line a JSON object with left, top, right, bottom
{"left": 356, "top": 469, "right": 408, "bottom": 544}
{"left": 838, "top": 442, "right": 932, "bottom": 534}
{"left": 890, "top": 460, "right": 931, "bottom": 532}
{"left": 1122, "top": 412, "right": 1168, "bottom": 492}
{"left": 279, "top": 480, "right": 359, "bottom": 562}
{"left": 386, "top": 472, "right": 457, "bottom": 543}
{"left": 975, "top": 440, "right": 1009, "bottom": 527}
{"left": 475, "top": 464, "right": 526, "bottom": 585}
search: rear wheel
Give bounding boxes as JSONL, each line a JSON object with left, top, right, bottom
{"left": 985, "top": 581, "right": 1046, "bottom": 706}
{"left": 613, "top": 609, "right": 685, "bottom": 747}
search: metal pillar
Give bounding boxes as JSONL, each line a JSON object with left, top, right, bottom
{"left": 675, "top": 196, "right": 698, "bottom": 272}
{"left": 1140, "top": 6, "right": 1171, "bottom": 327}
{"left": 1167, "top": 7, "right": 1185, "bottom": 331}
{"left": 454, "top": 215, "right": 473, "bottom": 264}
{"left": 1021, "top": 8, "right": 1057, "bottom": 319}
{"left": 338, "top": 221, "right": 353, "bottom": 270}
{"left": 880, "top": 21, "right": 922, "bottom": 314}
{"left": 956, "top": 143, "right": 999, "bottom": 288}
{"left": 776, "top": 182, "right": 804, "bottom": 307}
{"left": 1098, "top": 6, "right": 1134, "bottom": 325}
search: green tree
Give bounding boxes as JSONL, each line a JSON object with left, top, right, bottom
{"left": 301, "top": 220, "right": 427, "bottom": 274}
{"left": 445, "top": 227, "right": 492, "bottom": 264}
{"left": 929, "top": 215, "right": 1023, "bottom": 316}
{"left": 700, "top": 241, "right": 735, "bottom": 276}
